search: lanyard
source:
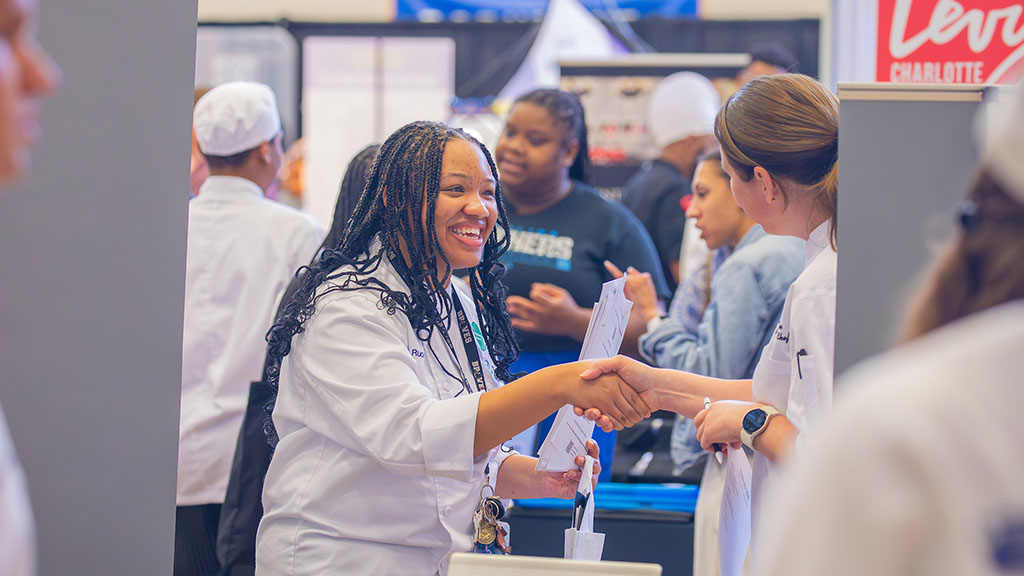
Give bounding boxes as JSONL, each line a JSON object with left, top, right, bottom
{"left": 386, "top": 247, "right": 486, "bottom": 394}
{"left": 445, "top": 293, "right": 487, "bottom": 394}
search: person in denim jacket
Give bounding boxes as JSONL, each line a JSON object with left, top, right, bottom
{"left": 614, "top": 149, "right": 803, "bottom": 576}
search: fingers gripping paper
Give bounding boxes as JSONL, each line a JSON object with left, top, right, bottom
{"left": 536, "top": 277, "right": 633, "bottom": 472}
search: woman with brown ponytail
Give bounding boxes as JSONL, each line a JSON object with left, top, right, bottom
{"left": 576, "top": 73, "right": 841, "bottom": 545}
{"left": 757, "top": 84, "right": 1024, "bottom": 576}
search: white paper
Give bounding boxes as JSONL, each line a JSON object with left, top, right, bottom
{"left": 564, "top": 456, "right": 604, "bottom": 561}
{"left": 719, "top": 447, "right": 752, "bottom": 576}
{"left": 578, "top": 276, "right": 633, "bottom": 362}
{"left": 564, "top": 529, "right": 605, "bottom": 561}
{"left": 536, "top": 277, "right": 632, "bottom": 472}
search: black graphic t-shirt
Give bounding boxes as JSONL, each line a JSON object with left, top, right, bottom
{"left": 502, "top": 181, "right": 670, "bottom": 353}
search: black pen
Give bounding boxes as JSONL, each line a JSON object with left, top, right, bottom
{"left": 796, "top": 348, "right": 808, "bottom": 379}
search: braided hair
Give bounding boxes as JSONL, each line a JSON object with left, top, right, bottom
{"left": 263, "top": 121, "right": 518, "bottom": 445}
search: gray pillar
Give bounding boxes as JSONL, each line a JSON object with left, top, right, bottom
{"left": 835, "top": 83, "right": 983, "bottom": 376}
{"left": 0, "top": 0, "right": 197, "bottom": 573}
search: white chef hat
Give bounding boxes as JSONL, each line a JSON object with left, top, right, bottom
{"left": 646, "top": 72, "right": 721, "bottom": 149}
{"left": 976, "top": 81, "right": 1024, "bottom": 204}
{"left": 193, "top": 81, "right": 281, "bottom": 157}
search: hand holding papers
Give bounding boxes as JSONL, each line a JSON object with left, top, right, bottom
{"left": 537, "top": 277, "right": 633, "bottom": 472}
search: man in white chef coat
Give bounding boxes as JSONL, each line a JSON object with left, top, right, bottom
{"left": 176, "top": 81, "right": 324, "bottom": 576}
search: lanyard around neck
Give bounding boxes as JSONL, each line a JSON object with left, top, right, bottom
{"left": 446, "top": 293, "right": 487, "bottom": 394}
{"left": 386, "top": 245, "right": 487, "bottom": 394}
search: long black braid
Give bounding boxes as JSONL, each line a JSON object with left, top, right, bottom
{"left": 264, "top": 121, "right": 518, "bottom": 447}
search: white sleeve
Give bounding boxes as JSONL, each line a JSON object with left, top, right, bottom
{"left": 290, "top": 291, "right": 481, "bottom": 482}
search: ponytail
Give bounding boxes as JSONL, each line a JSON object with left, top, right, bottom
{"left": 812, "top": 158, "right": 839, "bottom": 248}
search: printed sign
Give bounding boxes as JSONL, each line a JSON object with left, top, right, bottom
{"left": 877, "top": 0, "right": 1024, "bottom": 84}
{"left": 396, "top": 0, "right": 696, "bottom": 21}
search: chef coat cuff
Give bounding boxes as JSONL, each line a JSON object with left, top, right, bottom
{"left": 421, "top": 392, "right": 481, "bottom": 481}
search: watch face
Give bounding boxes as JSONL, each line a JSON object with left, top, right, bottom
{"left": 743, "top": 409, "right": 767, "bottom": 434}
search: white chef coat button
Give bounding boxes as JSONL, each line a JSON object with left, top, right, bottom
{"left": 443, "top": 506, "right": 453, "bottom": 517}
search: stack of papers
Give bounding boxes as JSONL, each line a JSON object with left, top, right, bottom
{"left": 536, "top": 276, "right": 633, "bottom": 472}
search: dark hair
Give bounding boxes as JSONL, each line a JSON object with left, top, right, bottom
{"left": 263, "top": 122, "right": 518, "bottom": 445}
{"left": 324, "top": 144, "right": 380, "bottom": 254}
{"left": 203, "top": 147, "right": 257, "bottom": 170}
{"left": 696, "top": 148, "right": 726, "bottom": 180}
{"left": 903, "top": 167, "right": 1024, "bottom": 340}
{"left": 747, "top": 42, "right": 798, "bottom": 71}
{"left": 514, "top": 88, "right": 592, "bottom": 184}
{"left": 715, "top": 73, "right": 839, "bottom": 246}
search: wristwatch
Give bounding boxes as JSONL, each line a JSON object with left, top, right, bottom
{"left": 740, "top": 405, "right": 781, "bottom": 451}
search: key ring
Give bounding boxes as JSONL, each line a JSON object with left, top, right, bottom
{"left": 479, "top": 482, "right": 494, "bottom": 500}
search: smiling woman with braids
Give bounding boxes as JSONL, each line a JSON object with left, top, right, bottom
{"left": 254, "top": 121, "right": 652, "bottom": 575}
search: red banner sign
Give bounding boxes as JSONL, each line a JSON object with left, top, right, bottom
{"left": 877, "top": 0, "right": 1024, "bottom": 84}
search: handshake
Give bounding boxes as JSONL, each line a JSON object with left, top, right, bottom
{"left": 546, "top": 352, "right": 761, "bottom": 457}
{"left": 562, "top": 355, "right": 662, "bottom": 431}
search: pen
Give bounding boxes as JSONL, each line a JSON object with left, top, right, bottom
{"left": 796, "top": 348, "right": 808, "bottom": 379}
{"left": 704, "top": 397, "right": 724, "bottom": 464}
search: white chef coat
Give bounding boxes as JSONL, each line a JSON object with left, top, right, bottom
{"left": 179, "top": 176, "right": 324, "bottom": 506}
{"left": 759, "top": 300, "right": 1024, "bottom": 576}
{"left": 0, "top": 402, "right": 34, "bottom": 576}
{"left": 749, "top": 220, "right": 836, "bottom": 534}
{"left": 256, "top": 245, "right": 514, "bottom": 576}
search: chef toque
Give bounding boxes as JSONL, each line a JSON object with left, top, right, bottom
{"left": 194, "top": 81, "right": 281, "bottom": 157}
{"left": 646, "top": 72, "right": 721, "bottom": 150}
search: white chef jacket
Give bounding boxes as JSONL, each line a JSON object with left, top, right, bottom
{"left": 749, "top": 220, "right": 836, "bottom": 534}
{"left": 0, "top": 402, "right": 34, "bottom": 576}
{"left": 759, "top": 300, "right": 1024, "bottom": 576}
{"left": 256, "top": 245, "right": 514, "bottom": 576}
{"left": 179, "top": 176, "right": 324, "bottom": 506}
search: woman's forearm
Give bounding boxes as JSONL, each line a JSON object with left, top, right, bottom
{"left": 475, "top": 360, "right": 650, "bottom": 456}
{"left": 752, "top": 413, "right": 799, "bottom": 463}
{"left": 653, "top": 368, "right": 753, "bottom": 418}
{"left": 475, "top": 364, "right": 569, "bottom": 456}
{"left": 494, "top": 454, "right": 544, "bottom": 499}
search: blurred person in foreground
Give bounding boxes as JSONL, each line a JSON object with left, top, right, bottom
{"left": 758, "top": 84, "right": 1024, "bottom": 576}
{"left": 0, "top": 0, "right": 61, "bottom": 572}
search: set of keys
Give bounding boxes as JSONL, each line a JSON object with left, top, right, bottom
{"left": 473, "top": 492, "right": 510, "bottom": 555}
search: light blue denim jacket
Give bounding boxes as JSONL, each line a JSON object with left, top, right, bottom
{"left": 637, "top": 225, "right": 804, "bottom": 469}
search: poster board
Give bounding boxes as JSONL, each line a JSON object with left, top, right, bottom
{"left": 302, "top": 36, "right": 455, "bottom": 227}
{"left": 196, "top": 26, "right": 300, "bottom": 146}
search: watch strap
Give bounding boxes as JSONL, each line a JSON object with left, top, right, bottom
{"left": 740, "top": 405, "right": 781, "bottom": 451}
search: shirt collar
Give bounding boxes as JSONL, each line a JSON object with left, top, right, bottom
{"left": 805, "top": 219, "right": 833, "bottom": 264}
{"left": 196, "top": 175, "right": 264, "bottom": 200}
{"left": 733, "top": 224, "right": 766, "bottom": 252}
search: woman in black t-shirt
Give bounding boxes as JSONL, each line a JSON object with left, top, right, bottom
{"left": 494, "top": 89, "right": 668, "bottom": 472}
